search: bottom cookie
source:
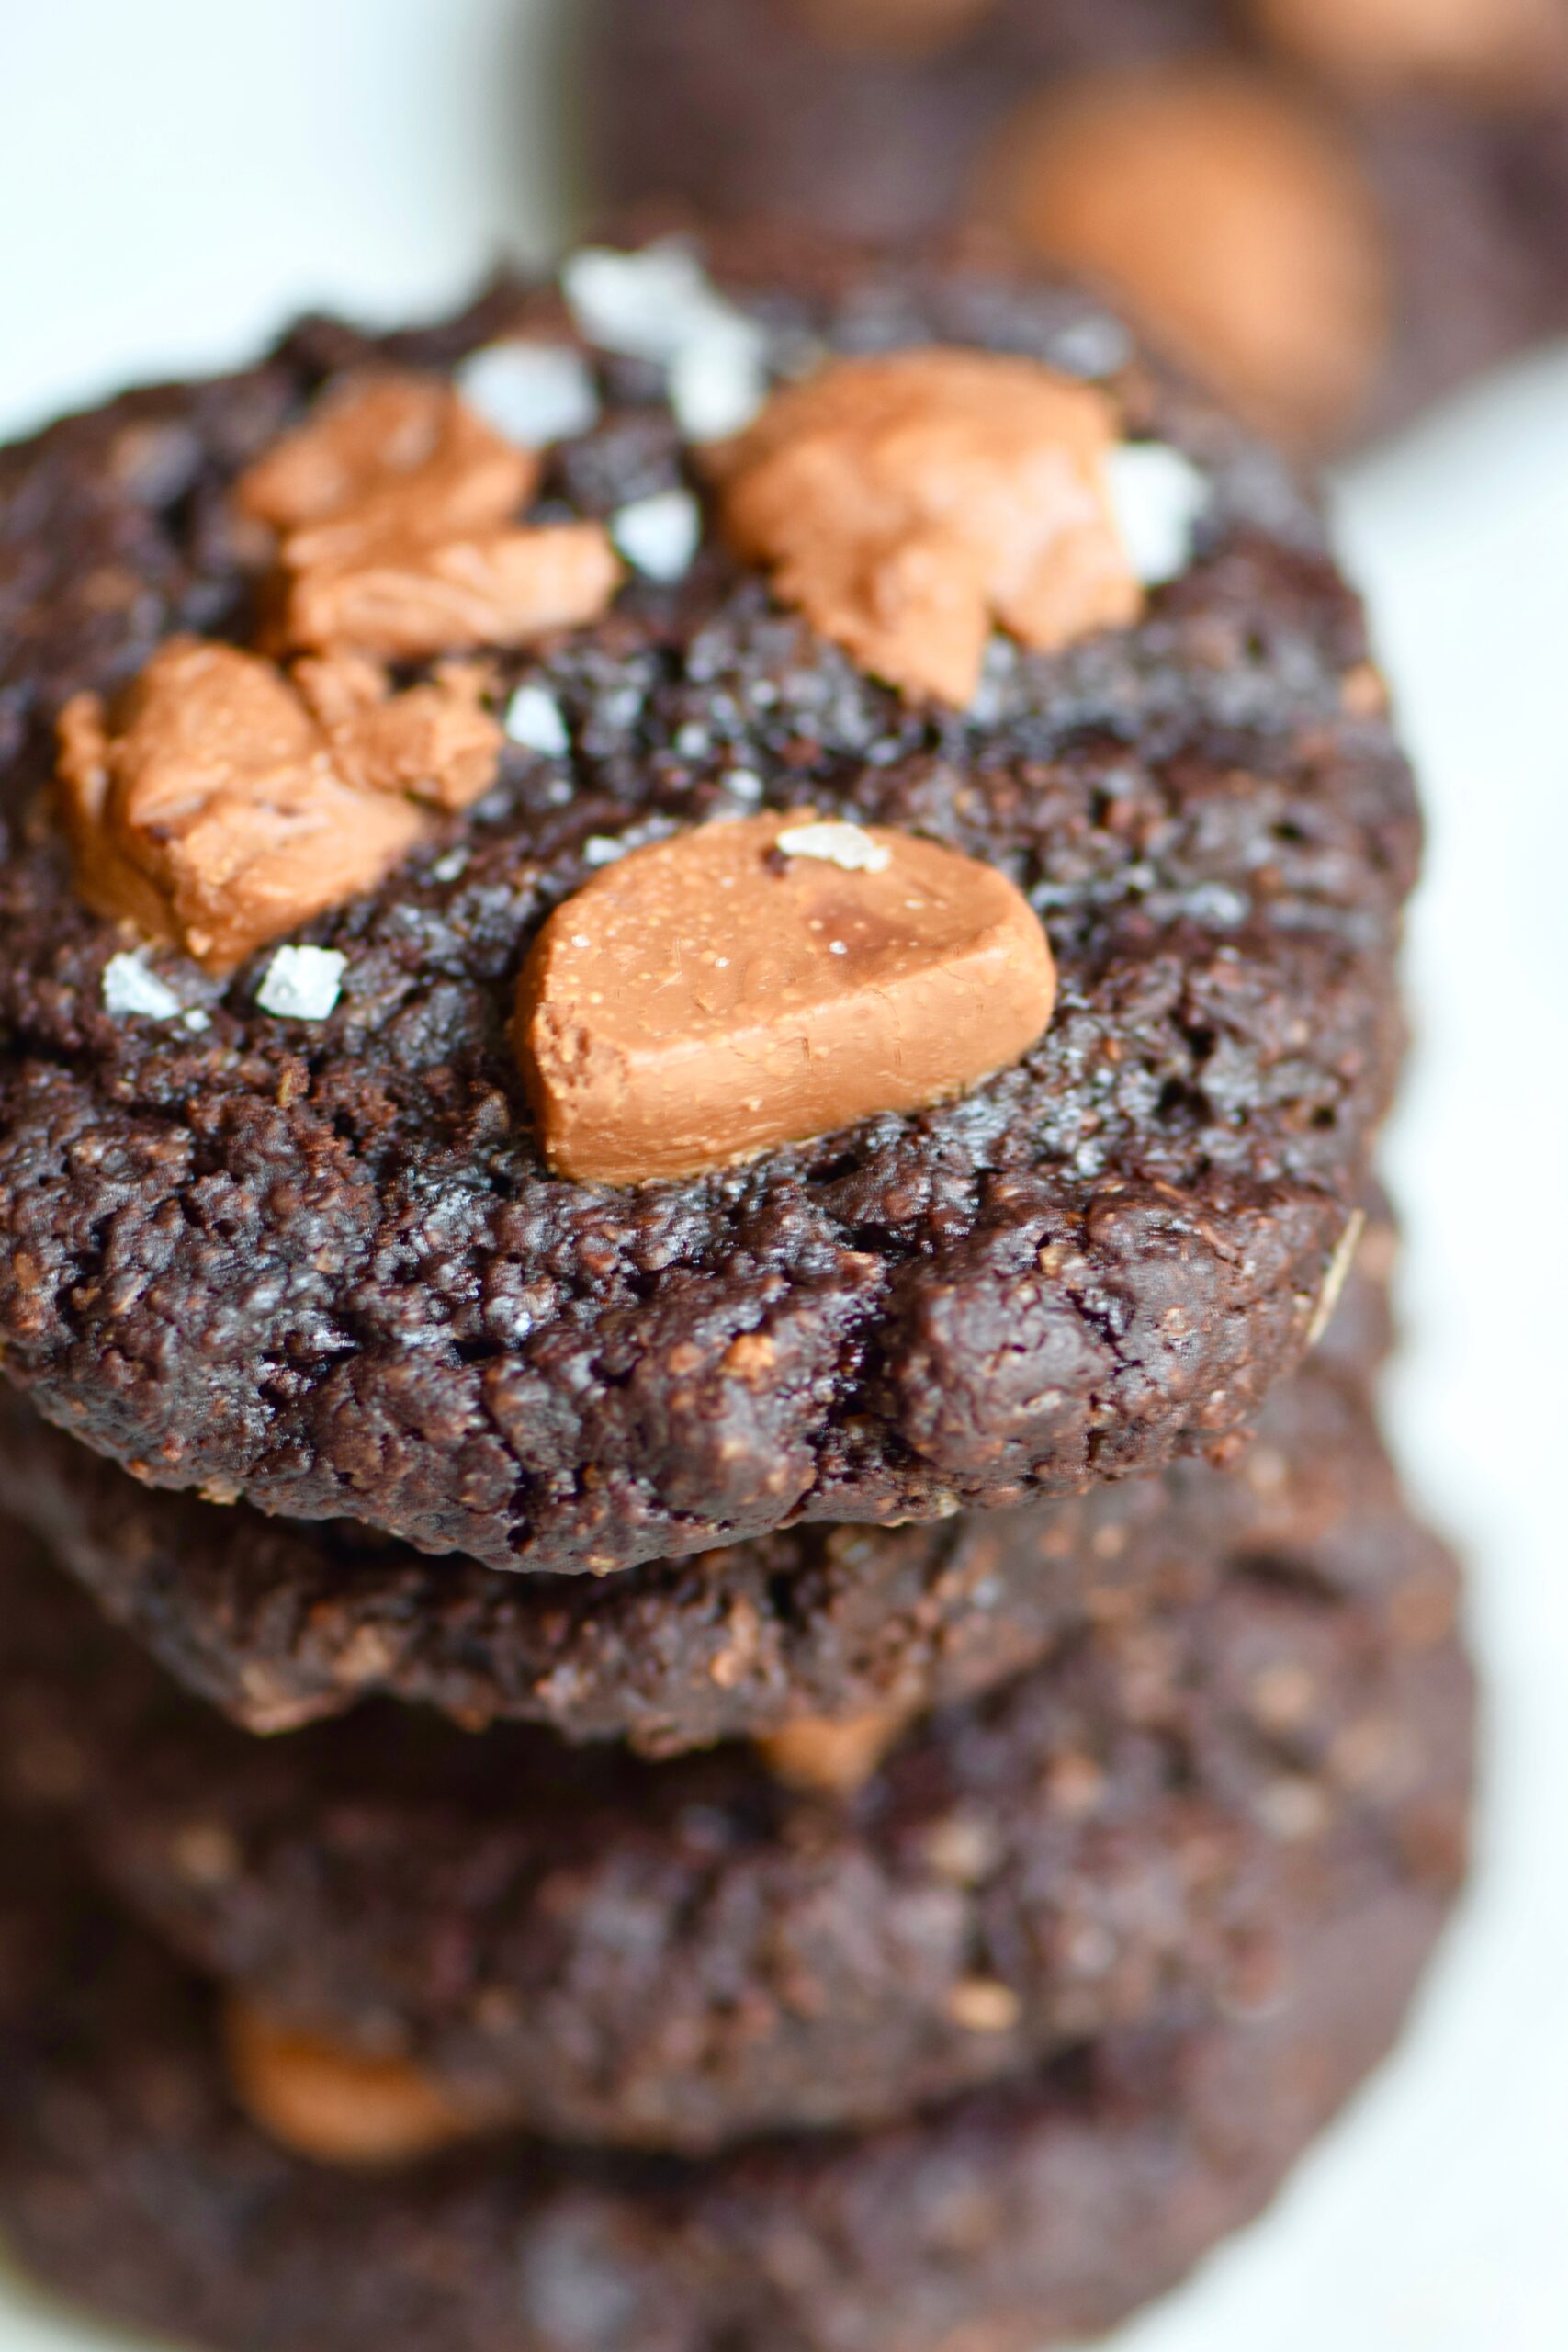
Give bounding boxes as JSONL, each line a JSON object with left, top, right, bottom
{"left": 0, "top": 1784, "right": 1462, "bottom": 2352}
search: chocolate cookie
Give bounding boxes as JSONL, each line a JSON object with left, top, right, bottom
{"left": 0, "top": 232, "right": 1414, "bottom": 1575}
{"left": 0, "top": 1692, "right": 1468, "bottom": 2352}
{"left": 0, "top": 1430, "right": 1470, "bottom": 2154}
{"left": 595, "top": 0, "right": 1568, "bottom": 451}
{"left": 0, "top": 1213, "right": 1394, "bottom": 1746}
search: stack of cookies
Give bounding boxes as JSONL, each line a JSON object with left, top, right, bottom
{"left": 0, "top": 229, "right": 1472, "bottom": 2352}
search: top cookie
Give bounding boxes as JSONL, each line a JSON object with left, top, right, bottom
{"left": 0, "top": 232, "right": 1416, "bottom": 1574}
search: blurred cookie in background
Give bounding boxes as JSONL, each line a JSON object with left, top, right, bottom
{"left": 592, "top": 0, "right": 1568, "bottom": 451}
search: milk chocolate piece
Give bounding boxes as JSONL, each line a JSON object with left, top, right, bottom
{"left": 981, "top": 65, "right": 1389, "bottom": 451}
{"left": 515, "top": 811, "right": 1055, "bottom": 1184}
{"left": 280, "top": 519, "right": 622, "bottom": 662}
{"left": 55, "top": 639, "right": 508, "bottom": 971}
{"left": 757, "top": 1704, "right": 913, "bottom": 1795}
{"left": 234, "top": 370, "right": 540, "bottom": 558}
{"left": 1249, "top": 0, "right": 1568, "bottom": 100}
{"left": 225, "top": 2002, "right": 485, "bottom": 2169}
{"left": 236, "top": 369, "right": 623, "bottom": 661}
{"left": 293, "top": 653, "right": 503, "bottom": 810}
{"left": 710, "top": 350, "right": 1141, "bottom": 705}
{"left": 55, "top": 639, "right": 428, "bottom": 973}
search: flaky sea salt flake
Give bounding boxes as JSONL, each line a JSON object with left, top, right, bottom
{"left": 102, "top": 952, "right": 185, "bottom": 1023}
{"left": 255, "top": 944, "right": 347, "bottom": 1022}
{"left": 504, "top": 684, "right": 570, "bottom": 757}
{"left": 612, "top": 490, "right": 703, "bottom": 582}
{"left": 776, "top": 820, "right": 891, "bottom": 875}
{"left": 1105, "top": 442, "right": 1209, "bottom": 587}
{"left": 564, "top": 239, "right": 749, "bottom": 365}
{"left": 455, "top": 341, "right": 600, "bottom": 447}
{"left": 670, "top": 327, "right": 768, "bottom": 442}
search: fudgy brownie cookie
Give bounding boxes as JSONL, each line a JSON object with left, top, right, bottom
{"left": 596, "top": 0, "right": 1568, "bottom": 451}
{"left": 0, "top": 1213, "right": 1393, "bottom": 1745}
{"left": 0, "top": 1693, "right": 1468, "bottom": 2352}
{"left": 0, "top": 232, "right": 1415, "bottom": 1575}
{"left": 0, "top": 1430, "right": 1469, "bottom": 2154}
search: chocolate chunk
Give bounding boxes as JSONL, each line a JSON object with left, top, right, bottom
{"left": 710, "top": 350, "right": 1142, "bottom": 704}
{"left": 55, "top": 638, "right": 428, "bottom": 973}
{"left": 755, "top": 1702, "right": 912, "bottom": 1794}
{"left": 234, "top": 370, "right": 539, "bottom": 558}
{"left": 978, "top": 65, "right": 1390, "bottom": 451}
{"left": 1248, "top": 0, "right": 1568, "bottom": 99}
{"left": 292, "top": 652, "right": 503, "bottom": 811}
{"left": 236, "top": 368, "right": 623, "bottom": 660}
{"left": 280, "top": 518, "right": 621, "bottom": 662}
{"left": 514, "top": 810, "right": 1055, "bottom": 1184}
{"left": 55, "top": 638, "right": 503, "bottom": 972}
{"left": 224, "top": 2002, "right": 488, "bottom": 2169}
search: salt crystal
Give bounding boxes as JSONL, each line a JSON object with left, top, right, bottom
{"left": 670, "top": 329, "right": 767, "bottom": 442}
{"left": 562, "top": 240, "right": 770, "bottom": 442}
{"left": 454, "top": 341, "right": 600, "bottom": 447}
{"left": 255, "top": 944, "right": 347, "bottom": 1022}
{"left": 776, "top": 820, "right": 890, "bottom": 875}
{"left": 504, "top": 684, "right": 570, "bottom": 757}
{"left": 564, "top": 240, "right": 752, "bottom": 364}
{"left": 1105, "top": 443, "right": 1208, "bottom": 587}
{"left": 102, "top": 952, "right": 184, "bottom": 1023}
{"left": 612, "top": 489, "right": 703, "bottom": 582}
{"left": 1051, "top": 314, "right": 1134, "bottom": 379}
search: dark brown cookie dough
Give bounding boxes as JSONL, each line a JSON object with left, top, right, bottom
{"left": 0, "top": 1216, "right": 1395, "bottom": 1747}
{"left": 0, "top": 235, "right": 1416, "bottom": 1577}
{"left": 594, "top": 0, "right": 1568, "bottom": 451}
{"left": 0, "top": 1418, "right": 1470, "bottom": 2154}
{"left": 0, "top": 1674, "right": 1469, "bottom": 2352}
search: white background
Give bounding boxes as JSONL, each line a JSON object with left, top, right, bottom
{"left": 0, "top": 3, "right": 1565, "bottom": 2345}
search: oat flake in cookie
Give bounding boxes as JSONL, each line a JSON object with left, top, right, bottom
{"left": 0, "top": 232, "right": 1416, "bottom": 1574}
